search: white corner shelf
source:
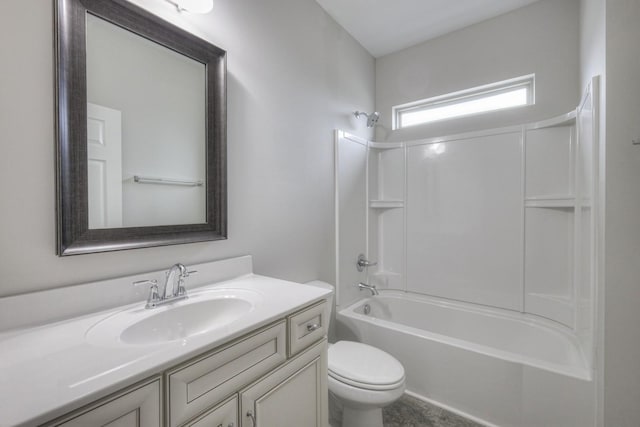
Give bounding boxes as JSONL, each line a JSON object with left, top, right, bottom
{"left": 526, "top": 111, "right": 576, "bottom": 130}
{"left": 368, "top": 141, "right": 404, "bottom": 150}
{"left": 578, "top": 197, "right": 593, "bottom": 208}
{"left": 527, "top": 292, "right": 573, "bottom": 306}
{"left": 525, "top": 292, "right": 575, "bottom": 327}
{"left": 525, "top": 196, "right": 575, "bottom": 208}
{"left": 371, "top": 270, "right": 402, "bottom": 278}
{"left": 369, "top": 200, "right": 404, "bottom": 209}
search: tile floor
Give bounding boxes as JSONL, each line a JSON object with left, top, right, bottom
{"left": 381, "top": 394, "right": 483, "bottom": 427}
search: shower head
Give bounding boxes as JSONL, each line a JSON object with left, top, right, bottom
{"left": 366, "top": 112, "right": 380, "bottom": 127}
{"left": 354, "top": 111, "right": 380, "bottom": 128}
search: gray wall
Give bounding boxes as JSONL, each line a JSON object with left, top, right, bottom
{"left": 0, "top": 0, "right": 374, "bottom": 297}
{"left": 375, "top": 0, "right": 580, "bottom": 141}
{"left": 580, "top": 0, "right": 606, "bottom": 92}
{"left": 580, "top": 0, "right": 640, "bottom": 425}
{"left": 604, "top": 1, "right": 640, "bottom": 425}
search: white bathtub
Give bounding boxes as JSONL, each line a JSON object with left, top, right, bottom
{"left": 337, "top": 291, "right": 596, "bottom": 427}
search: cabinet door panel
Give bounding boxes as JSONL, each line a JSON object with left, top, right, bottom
{"left": 254, "top": 361, "right": 318, "bottom": 426}
{"left": 184, "top": 395, "right": 238, "bottom": 427}
{"left": 53, "top": 378, "right": 161, "bottom": 427}
{"left": 103, "top": 410, "right": 138, "bottom": 427}
{"left": 240, "top": 340, "right": 327, "bottom": 427}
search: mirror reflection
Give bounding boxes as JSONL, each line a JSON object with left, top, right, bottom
{"left": 85, "top": 13, "right": 206, "bottom": 229}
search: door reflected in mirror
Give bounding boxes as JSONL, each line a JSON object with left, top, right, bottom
{"left": 86, "top": 13, "right": 206, "bottom": 229}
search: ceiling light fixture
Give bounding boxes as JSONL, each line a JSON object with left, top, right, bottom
{"left": 166, "top": 0, "right": 214, "bottom": 14}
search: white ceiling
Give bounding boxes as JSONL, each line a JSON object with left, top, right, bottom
{"left": 315, "top": 0, "right": 541, "bottom": 57}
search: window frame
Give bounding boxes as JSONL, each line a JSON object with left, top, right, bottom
{"left": 392, "top": 74, "right": 535, "bottom": 130}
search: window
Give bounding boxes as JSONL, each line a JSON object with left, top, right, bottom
{"left": 393, "top": 75, "right": 535, "bottom": 129}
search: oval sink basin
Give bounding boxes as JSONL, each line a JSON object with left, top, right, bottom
{"left": 121, "top": 298, "right": 252, "bottom": 345}
{"left": 86, "top": 289, "right": 261, "bottom": 347}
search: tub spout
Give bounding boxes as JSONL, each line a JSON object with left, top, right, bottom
{"left": 357, "top": 282, "right": 379, "bottom": 296}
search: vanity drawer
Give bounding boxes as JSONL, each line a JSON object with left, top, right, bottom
{"left": 167, "top": 321, "right": 286, "bottom": 427}
{"left": 182, "top": 395, "right": 237, "bottom": 427}
{"left": 288, "top": 301, "right": 327, "bottom": 357}
{"left": 49, "top": 377, "right": 161, "bottom": 427}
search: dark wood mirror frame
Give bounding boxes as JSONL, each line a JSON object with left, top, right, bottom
{"left": 55, "top": 0, "right": 227, "bottom": 256}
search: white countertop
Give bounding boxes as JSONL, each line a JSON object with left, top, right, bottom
{"left": 0, "top": 274, "right": 330, "bottom": 427}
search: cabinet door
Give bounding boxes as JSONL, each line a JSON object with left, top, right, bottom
{"left": 52, "top": 378, "right": 161, "bottom": 427}
{"left": 240, "top": 340, "right": 327, "bottom": 427}
{"left": 184, "top": 395, "right": 237, "bottom": 427}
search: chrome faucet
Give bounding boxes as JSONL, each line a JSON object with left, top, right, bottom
{"left": 133, "top": 263, "right": 196, "bottom": 309}
{"left": 163, "top": 263, "right": 188, "bottom": 299}
{"left": 357, "top": 282, "right": 379, "bottom": 296}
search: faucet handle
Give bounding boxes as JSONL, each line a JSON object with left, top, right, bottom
{"left": 176, "top": 270, "right": 197, "bottom": 296}
{"left": 133, "top": 279, "right": 160, "bottom": 308}
{"left": 356, "top": 254, "right": 377, "bottom": 272}
{"left": 133, "top": 279, "right": 158, "bottom": 288}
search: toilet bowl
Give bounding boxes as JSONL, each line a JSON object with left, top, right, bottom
{"left": 306, "top": 281, "right": 406, "bottom": 427}
{"left": 328, "top": 340, "right": 405, "bottom": 427}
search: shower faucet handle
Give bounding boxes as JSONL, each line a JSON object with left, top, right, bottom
{"left": 356, "top": 254, "right": 377, "bottom": 272}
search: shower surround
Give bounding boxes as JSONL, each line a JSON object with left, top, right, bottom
{"left": 335, "top": 79, "right": 600, "bottom": 426}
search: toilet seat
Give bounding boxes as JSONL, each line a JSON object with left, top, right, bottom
{"left": 328, "top": 341, "right": 405, "bottom": 391}
{"left": 328, "top": 373, "right": 406, "bottom": 409}
{"left": 329, "top": 369, "right": 405, "bottom": 391}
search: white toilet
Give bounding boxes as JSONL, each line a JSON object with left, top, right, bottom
{"left": 306, "top": 281, "right": 406, "bottom": 427}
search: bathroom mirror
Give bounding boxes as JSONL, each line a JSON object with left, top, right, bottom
{"left": 55, "top": 0, "right": 227, "bottom": 256}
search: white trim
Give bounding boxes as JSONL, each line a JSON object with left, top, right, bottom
{"left": 403, "top": 145, "right": 408, "bottom": 293}
{"left": 588, "top": 75, "right": 604, "bottom": 427}
{"left": 367, "top": 111, "right": 576, "bottom": 150}
{"left": 403, "top": 126, "right": 522, "bottom": 147}
{"left": 365, "top": 140, "right": 370, "bottom": 285}
{"left": 526, "top": 111, "right": 576, "bottom": 130}
{"left": 368, "top": 141, "right": 404, "bottom": 150}
{"left": 521, "top": 127, "right": 527, "bottom": 313}
{"left": 340, "top": 131, "right": 368, "bottom": 146}
{"left": 334, "top": 130, "right": 342, "bottom": 307}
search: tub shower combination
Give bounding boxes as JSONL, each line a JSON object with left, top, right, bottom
{"left": 335, "top": 80, "right": 599, "bottom": 426}
{"left": 338, "top": 293, "right": 593, "bottom": 427}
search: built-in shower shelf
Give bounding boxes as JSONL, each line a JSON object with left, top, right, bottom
{"left": 371, "top": 270, "right": 402, "bottom": 288}
{"left": 528, "top": 292, "right": 573, "bottom": 305}
{"left": 525, "top": 196, "right": 575, "bottom": 208}
{"left": 526, "top": 292, "right": 574, "bottom": 327}
{"left": 372, "top": 270, "right": 402, "bottom": 278}
{"left": 370, "top": 200, "right": 404, "bottom": 209}
{"left": 579, "top": 198, "right": 593, "bottom": 208}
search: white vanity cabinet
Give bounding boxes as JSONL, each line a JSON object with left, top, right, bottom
{"left": 42, "top": 301, "right": 327, "bottom": 427}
